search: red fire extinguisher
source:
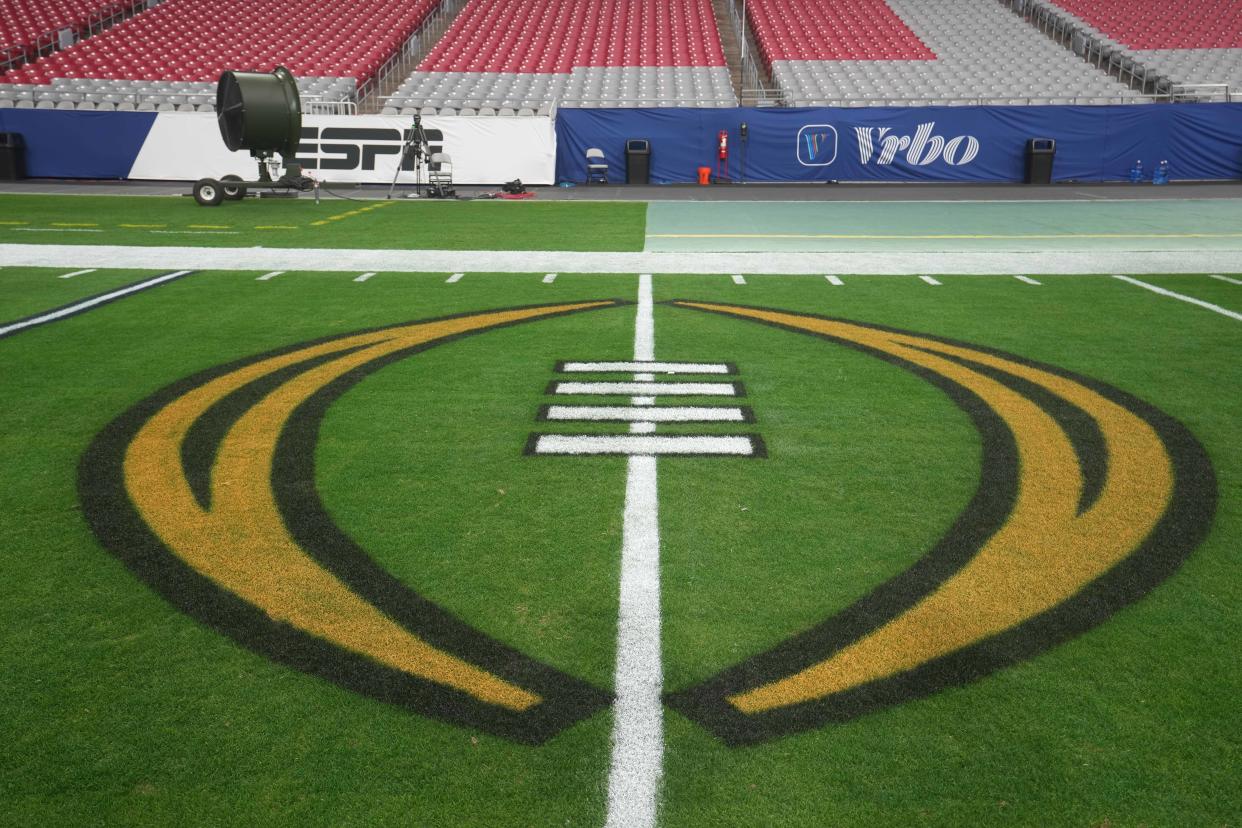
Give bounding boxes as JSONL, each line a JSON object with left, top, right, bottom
{"left": 716, "top": 129, "right": 729, "bottom": 179}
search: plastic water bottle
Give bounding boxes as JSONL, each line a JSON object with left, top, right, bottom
{"left": 1153, "top": 159, "right": 1169, "bottom": 185}
{"left": 1128, "top": 159, "right": 1143, "bottom": 183}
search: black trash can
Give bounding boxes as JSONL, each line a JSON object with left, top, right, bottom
{"left": 1025, "top": 138, "right": 1055, "bottom": 185}
{"left": 0, "top": 132, "right": 27, "bottom": 181}
{"left": 625, "top": 138, "right": 651, "bottom": 185}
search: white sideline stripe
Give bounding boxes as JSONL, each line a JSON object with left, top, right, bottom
{"left": 257, "top": 271, "right": 284, "bottom": 281}
{"left": 58, "top": 268, "right": 95, "bottom": 279}
{"left": 731, "top": 273, "right": 746, "bottom": 285}
{"left": 1112, "top": 274, "right": 1242, "bottom": 322}
{"left": 1014, "top": 274, "right": 1042, "bottom": 285}
{"left": 1210, "top": 274, "right": 1242, "bottom": 285}
{"left": 354, "top": 272, "right": 376, "bottom": 282}
{"left": 561, "top": 361, "right": 731, "bottom": 374}
{"left": 446, "top": 272, "right": 464, "bottom": 283}
{"left": 536, "top": 434, "right": 754, "bottom": 456}
{"left": 546, "top": 405, "right": 747, "bottom": 423}
{"left": 554, "top": 381, "right": 737, "bottom": 396}
{"left": 543, "top": 272, "right": 557, "bottom": 283}
{"left": 606, "top": 272, "right": 663, "bottom": 828}
{"left": 920, "top": 275, "right": 943, "bottom": 285}
{"left": 0, "top": 270, "right": 191, "bottom": 338}
{"left": 825, "top": 274, "right": 843, "bottom": 285}
{"left": 6, "top": 243, "right": 1242, "bottom": 275}
{"left": 633, "top": 396, "right": 655, "bottom": 406}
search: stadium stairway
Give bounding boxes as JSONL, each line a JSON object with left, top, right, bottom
{"left": 708, "top": 0, "right": 744, "bottom": 103}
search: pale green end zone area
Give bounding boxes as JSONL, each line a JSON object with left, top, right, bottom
{"left": 644, "top": 198, "right": 1242, "bottom": 252}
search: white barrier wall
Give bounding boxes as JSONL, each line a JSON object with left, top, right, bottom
{"left": 128, "top": 113, "right": 557, "bottom": 185}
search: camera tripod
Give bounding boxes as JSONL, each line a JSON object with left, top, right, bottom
{"left": 387, "top": 114, "right": 430, "bottom": 199}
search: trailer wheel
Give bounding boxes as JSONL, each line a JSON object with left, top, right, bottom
{"left": 221, "top": 174, "right": 246, "bottom": 200}
{"left": 193, "top": 178, "right": 225, "bottom": 207}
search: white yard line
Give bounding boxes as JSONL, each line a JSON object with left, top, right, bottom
{"left": 544, "top": 405, "right": 748, "bottom": 422}
{"left": 0, "top": 271, "right": 192, "bottom": 339}
{"left": 543, "top": 272, "right": 558, "bottom": 283}
{"left": 353, "top": 272, "right": 376, "bottom": 283}
{"left": 554, "top": 381, "right": 738, "bottom": 396}
{"left": 1112, "top": 274, "right": 1242, "bottom": 322}
{"left": 446, "top": 272, "right": 464, "bottom": 283}
{"left": 1014, "top": 275, "right": 1042, "bottom": 285}
{"left": 606, "top": 273, "right": 663, "bottom": 828}
{"left": 825, "top": 274, "right": 843, "bottom": 286}
{"left": 256, "top": 271, "right": 284, "bottom": 281}
{"left": 920, "top": 275, "right": 943, "bottom": 286}
{"left": 58, "top": 268, "right": 95, "bottom": 279}
{"left": 731, "top": 274, "right": 746, "bottom": 285}
{"left": 560, "top": 361, "right": 731, "bottom": 374}
{"left": 4, "top": 243, "right": 1240, "bottom": 275}
{"left": 1210, "top": 274, "right": 1242, "bottom": 286}
{"left": 534, "top": 434, "right": 756, "bottom": 455}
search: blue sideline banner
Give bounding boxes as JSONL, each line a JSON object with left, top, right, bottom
{"left": 0, "top": 110, "right": 158, "bottom": 179}
{"left": 555, "top": 103, "right": 1242, "bottom": 184}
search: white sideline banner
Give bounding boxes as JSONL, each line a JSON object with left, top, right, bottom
{"left": 127, "top": 113, "right": 556, "bottom": 185}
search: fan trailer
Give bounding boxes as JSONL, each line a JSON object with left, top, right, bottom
{"left": 191, "top": 66, "right": 315, "bottom": 206}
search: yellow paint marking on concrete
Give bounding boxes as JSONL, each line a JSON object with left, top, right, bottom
{"left": 648, "top": 232, "right": 1242, "bottom": 241}
{"left": 124, "top": 302, "right": 612, "bottom": 712}
{"left": 674, "top": 303, "right": 1173, "bottom": 714}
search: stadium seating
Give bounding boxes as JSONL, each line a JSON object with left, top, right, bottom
{"left": 746, "top": 0, "right": 935, "bottom": 63}
{"left": 386, "top": 0, "right": 736, "bottom": 112}
{"left": 0, "top": 76, "right": 354, "bottom": 111}
{"left": 0, "top": 0, "right": 440, "bottom": 93}
{"left": 0, "top": 0, "right": 142, "bottom": 59}
{"left": 756, "top": 0, "right": 1143, "bottom": 105}
{"left": 1043, "top": 0, "right": 1242, "bottom": 50}
{"left": 1036, "top": 0, "right": 1242, "bottom": 92}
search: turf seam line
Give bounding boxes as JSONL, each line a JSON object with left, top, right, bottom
{"left": 1112, "top": 274, "right": 1242, "bottom": 322}
{"left": 0, "top": 270, "right": 194, "bottom": 340}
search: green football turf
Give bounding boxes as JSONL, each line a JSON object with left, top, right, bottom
{"left": 0, "top": 194, "right": 647, "bottom": 251}
{"left": 0, "top": 268, "right": 169, "bottom": 320}
{"left": 1, "top": 263, "right": 1238, "bottom": 825}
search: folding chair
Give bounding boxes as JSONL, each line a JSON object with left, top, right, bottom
{"left": 585, "top": 147, "right": 609, "bottom": 184}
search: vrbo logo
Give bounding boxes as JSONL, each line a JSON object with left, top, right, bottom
{"left": 294, "top": 127, "right": 445, "bottom": 171}
{"left": 854, "top": 122, "right": 980, "bottom": 166}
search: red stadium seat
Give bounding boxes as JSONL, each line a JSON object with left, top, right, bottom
{"left": 1, "top": 0, "right": 440, "bottom": 84}
{"left": 1044, "top": 0, "right": 1242, "bottom": 50}
{"left": 417, "top": 0, "right": 728, "bottom": 74}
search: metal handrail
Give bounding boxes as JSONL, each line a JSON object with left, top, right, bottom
{"left": 358, "top": 0, "right": 465, "bottom": 107}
